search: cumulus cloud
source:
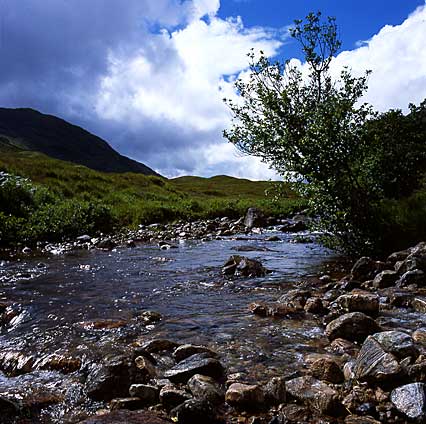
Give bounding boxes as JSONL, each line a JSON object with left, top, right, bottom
{"left": 0, "top": 1, "right": 425, "bottom": 179}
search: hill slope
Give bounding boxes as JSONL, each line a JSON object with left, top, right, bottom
{"left": 0, "top": 108, "right": 158, "bottom": 175}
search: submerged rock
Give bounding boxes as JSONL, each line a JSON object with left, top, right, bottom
{"left": 173, "top": 344, "right": 217, "bottom": 362}
{"left": 222, "top": 255, "right": 267, "bottom": 278}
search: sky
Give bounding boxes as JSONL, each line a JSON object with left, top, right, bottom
{"left": 0, "top": 0, "right": 425, "bottom": 179}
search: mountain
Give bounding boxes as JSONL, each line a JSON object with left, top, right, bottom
{"left": 0, "top": 108, "right": 158, "bottom": 175}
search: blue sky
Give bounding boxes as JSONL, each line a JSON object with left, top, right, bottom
{"left": 0, "top": 0, "right": 425, "bottom": 179}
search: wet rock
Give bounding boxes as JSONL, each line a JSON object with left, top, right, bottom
{"left": 327, "top": 338, "right": 359, "bottom": 356}
{"left": 188, "top": 374, "right": 224, "bottom": 405}
{"left": 77, "top": 319, "right": 128, "bottom": 330}
{"left": 343, "top": 361, "right": 356, "bottom": 380}
{"left": 344, "top": 416, "right": 381, "bottom": 424}
{"left": 33, "top": 353, "right": 81, "bottom": 374}
{"left": 286, "top": 376, "right": 341, "bottom": 416}
{"left": 325, "top": 312, "right": 381, "bottom": 343}
{"left": 412, "top": 297, "right": 426, "bottom": 313}
{"left": 354, "top": 336, "right": 402, "bottom": 384}
{"left": 96, "top": 238, "right": 116, "bottom": 250}
{"left": 138, "top": 310, "right": 162, "bottom": 324}
{"left": 310, "top": 357, "right": 344, "bottom": 384}
{"left": 222, "top": 255, "right": 267, "bottom": 278}
{"left": 164, "top": 353, "right": 224, "bottom": 384}
{"left": 390, "top": 382, "right": 426, "bottom": 420}
{"left": 351, "top": 257, "right": 377, "bottom": 281}
{"left": 225, "top": 383, "right": 265, "bottom": 410}
{"left": 244, "top": 207, "right": 265, "bottom": 229}
{"left": 159, "top": 385, "right": 191, "bottom": 410}
{"left": 81, "top": 410, "right": 171, "bottom": 424}
{"left": 171, "top": 399, "right": 218, "bottom": 424}
{"left": 248, "top": 302, "right": 299, "bottom": 318}
{"left": 128, "top": 384, "right": 159, "bottom": 405}
{"left": 265, "top": 235, "right": 281, "bottom": 242}
{"left": 372, "top": 331, "right": 418, "bottom": 359}
{"left": 139, "top": 339, "right": 179, "bottom": 353}
{"left": 397, "top": 269, "right": 425, "bottom": 287}
{"left": 110, "top": 397, "right": 147, "bottom": 411}
{"left": 173, "top": 344, "right": 217, "bottom": 362}
{"left": 0, "top": 351, "right": 34, "bottom": 376}
{"left": 387, "top": 250, "right": 410, "bottom": 265}
{"left": 413, "top": 328, "right": 426, "bottom": 345}
{"left": 77, "top": 234, "right": 91, "bottom": 242}
{"left": 372, "top": 270, "right": 398, "bottom": 289}
{"left": 334, "top": 292, "right": 379, "bottom": 316}
{"left": 134, "top": 356, "right": 157, "bottom": 380}
{"left": 263, "top": 377, "right": 286, "bottom": 406}
{"left": 278, "top": 289, "right": 311, "bottom": 311}
{"left": 304, "top": 297, "right": 325, "bottom": 314}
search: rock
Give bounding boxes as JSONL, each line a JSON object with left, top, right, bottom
{"left": 244, "top": 207, "right": 265, "bottom": 229}
{"left": 372, "top": 331, "right": 418, "bottom": 359}
{"left": 0, "top": 351, "right": 34, "bottom": 376}
{"left": 265, "top": 236, "right": 281, "bottom": 242}
{"left": 171, "top": 399, "right": 218, "bottom": 424}
{"left": 391, "top": 383, "right": 426, "bottom": 420}
{"left": 343, "top": 361, "right": 356, "bottom": 380}
{"left": 77, "top": 235, "right": 91, "bottom": 242}
{"left": 138, "top": 311, "right": 162, "bottom": 324}
{"left": 33, "top": 353, "right": 81, "bottom": 374}
{"left": 278, "top": 289, "right": 311, "bottom": 310}
{"left": 351, "top": 257, "right": 376, "bottom": 281}
{"left": 304, "top": 297, "right": 325, "bottom": 314}
{"left": 412, "top": 297, "right": 426, "bottom": 313}
{"left": 325, "top": 312, "right": 381, "bottom": 343}
{"left": 173, "top": 344, "right": 217, "bottom": 362}
{"left": 354, "top": 336, "right": 402, "bottom": 384}
{"left": 188, "top": 374, "right": 224, "bottom": 405}
{"left": 286, "top": 376, "right": 341, "bottom": 416}
{"left": 413, "top": 328, "right": 426, "bottom": 345}
{"left": 397, "top": 269, "right": 425, "bottom": 287}
{"left": 81, "top": 410, "right": 170, "bottom": 424}
{"left": 222, "top": 255, "right": 267, "bottom": 278}
{"left": 310, "top": 357, "right": 344, "bottom": 384}
{"left": 263, "top": 377, "right": 286, "bottom": 406}
{"left": 387, "top": 250, "right": 410, "bottom": 265}
{"left": 128, "top": 384, "right": 159, "bottom": 405}
{"left": 164, "top": 353, "right": 224, "bottom": 384}
{"left": 134, "top": 356, "right": 157, "bottom": 379}
{"left": 225, "top": 383, "right": 265, "bottom": 410}
{"left": 326, "top": 338, "right": 359, "bottom": 356}
{"left": 344, "top": 416, "right": 381, "bottom": 424}
{"left": 334, "top": 292, "right": 379, "bottom": 316}
{"left": 372, "top": 270, "right": 398, "bottom": 289}
{"left": 248, "top": 301, "right": 299, "bottom": 318}
{"left": 110, "top": 397, "right": 146, "bottom": 411}
{"left": 96, "top": 238, "right": 116, "bottom": 250}
{"left": 159, "top": 385, "right": 191, "bottom": 410}
{"left": 139, "top": 339, "right": 179, "bottom": 353}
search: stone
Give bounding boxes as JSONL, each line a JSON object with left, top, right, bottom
{"left": 225, "top": 383, "right": 265, "bottom": 410}
{"left": 134, "top": 356, "right": 157, "bottom": 379}
{"left": 354, "top": 336, "right": 402, "bottom": 384}
{"left": 344, "top": 416, "right": 381, "bottom": 424}
{"left": 77, "top": 234, "right": 91, "bottom": 242}
{"left": 159, "top": 385, "right": 191, "bottom": 410}
{"left": 139, "top": 339, "right": 179, "bottom": 353}
{"left": 171, "top": 399, "right": 218, "bottom": 424}
{"left": 244, "top": 207, "right": 266, "bottom": 229}
{"left": 351, "top": 257, "right": 376, "bottom": 281}
{"left": 286, "top": 376, "right": 341, "bottom": 416}
{"left": 248, "top": 302, "right": 299, "bottom": 318}
{"left": 397, "top": 269, "right": 425, "bottom": 287}
{"left": 387, "top": 250, "right": 410, "bottom": 265}
{"left": 164, "top": 353, "right": 224, "bottom": 384}
{"left": 128, "top": 384, "right": 159, "bottom": 405}
{"left": 310, "top": 357, "right": 344, "bottom": 384}
{"left": 343, "top": 361, "right": 356, "bottom": 380}
{"left": 413, "top": 328, "right": 426, "bottom": 345}
{"left": 265, "top": 236, "right": 281, "bottom": 242}
{"left": 33, "top": 353, "right": 81, "bottom": 374}
{"left": 372, "top": 331, "right": 418, "bottom": 359}
{"left": 372, "top": 270, "right": 398, "bottom": 289}
{"left": 263, "top": 377, "right": 286, "bottom": 406}
{"left": 96, "top": 238, "right": 116, "bottom": 250}
{"left": 222, "top": 255, "right": 267, "bottom": 278}
{"left": 325, "top": 312, "right": 381, "bottom": 343}
{"left": 110, "top": 397, "right": 146, "bottom": 411}
{"left": 391, "top": 383, "right": 426, "bottom": 420}
{"left": 326, "top": 338, "right": 359, "bottom": 356}
{"left": 278, "top": 289, "right": 311, "bottom": 310}
{"left": 304, "top": 297, "right": 325, "bottom": 314}
{"left": 187, "top": 374, "right": 224, "bottom": 405}
{"left": 81, "top": 410, "right": 170, "bottom": 424}
{"left": 334, "top": 292, "right": 379, "bottom": 316}
{"left": 412, "top": 297, "right": 426, "bottom": 313}
{"left": 173, "top": 344, "right": 217, "bottom": 362}
{"left": 138, "top": 311, "right": 162, "bottom": 323}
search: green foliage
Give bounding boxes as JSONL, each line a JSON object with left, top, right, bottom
{"left": 224, "top": 12, "right": 426, "bottom": 255}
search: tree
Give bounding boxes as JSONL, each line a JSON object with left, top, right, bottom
{"left": 223, "top": 12, "right": 381, "bottom": 253}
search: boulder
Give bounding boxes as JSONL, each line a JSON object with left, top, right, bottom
{"left": 354, "top": 336, "right": 402, "bottom": 384}
{"left": 412, "top": 297, "right": 426, "bottom": 313}
{"left": 188, "top": 374, "right": 224, "bottom": 405}
{"left": 225, "top": 383, "right": 265, "bottom": 410}
{"left": 397, "top": 269, "right": 425, "bottom": 287}
{"left": 325, "top": 312, "right": 381, "bottom": 343}
{"left": 164, "top": 353, "right": 224, "bottom": 384}
{"left": 372, "top": 270, "right": 398, "bottom": 289}
{"left": 128, "top": 384, "right": 159, "bottom": 405}
{"left": 310, "top": 357, "right": 344, "bottom": 384}
{"left": 372, "top": 331, "right": 418, "bottom": 359}
{"left": 391, "top": 383, "right": 426, "bottom": 420}
{"left": 159, "top": 385, "right": 191, "bottom": 410}
{"left": 263, "top": 377, "right": 286, "bottom": 406}
{"left": 244, "top": 207, "right": 265, "bottom": 229}
{"left": 278, "top": 289, "right": 311, "bottom": 310}
{"left": 334, "top": 292, "right": 379, "bottom": 316}
{"left": 110, "top": 397, "right": 146, "bottom": 411}
{"left": 351, "top": 257, "right": 376, "bottom": 281}
{"left": 286, "top": 376, "right": 341, "bottom": 416}
{"left": 171, "top": 399, "right": 218, "bottom": 424}
{"left": 173, "top": 344, "right": 217, "bottom": 362}
{"left": 222, "top": 255, "right": 267, "bottom": 278}
{"left": 304, "top": 297, "right": 325, "bottom": 314}
{"left": 138, "top": 339, "right": 179, "bottom": 353}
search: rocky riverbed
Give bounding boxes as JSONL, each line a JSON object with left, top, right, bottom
{"left": 2, "top": 210, "right": 426, "bottom": 423}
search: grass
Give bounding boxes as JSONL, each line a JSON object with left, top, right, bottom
{"left": 0, "top": 149, "right": 305, "bottom": 245}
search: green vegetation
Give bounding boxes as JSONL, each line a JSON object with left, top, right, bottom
{"left": 224, "top": 12, "right": 426, "bottom": 255}
{"left": 0, "top": 149, "right": 303, "bottom": 246}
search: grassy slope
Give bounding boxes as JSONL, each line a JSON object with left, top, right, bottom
{"left": 0, "top": 149, "right": 304, "bottom": 230}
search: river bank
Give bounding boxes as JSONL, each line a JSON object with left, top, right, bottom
{"left": 2, "top": 211, "right": 426, "bottom": 423}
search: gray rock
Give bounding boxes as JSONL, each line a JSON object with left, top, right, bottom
{"left": 164, "top": 353, "right": 224, "bottom": 384}
{"left": 354, "top": 336, "right": 402, "bottom": 383}
{"left": 387, "top": 250, "right": 410, "bottom": 265}
{"left": 391, "top": 383, "right": 426, "bottom": 420}
{"left": 128, "top": 384, "right": 159, "bottom": 405}
{"left": 244, "top": 207, "right": 265, "bottom": 229}
{"left": 188, "top": 374, "right": 224, "bottom": 405}
{"left": 412, "top": 297, "right": 426, "bottom": 313}
{"left": 351, "top": 257, "right": 376, "bottom": 281}
{"left": 263, "top": 377, "right": 286, "bottom": 405}
{"left": 325, "top": 312, "right": 381, "bottom": 343}
{"left": 171, "top": 399, "right": 218, "bottom": 424}
{"left": 139, "top": 339, "right": 179, "bottom": 353}
{"left": 334, "top": 292, "right": 379, "bottom": 316}
{"left": 159, "top": 385, "right": 191, "bottom": 410}
{"left": 310, "top": 357, "right": 344, "bottom": 384}
{"left": 372, "top": 331, "right": 418, "bottom": 359}
{"left": 222, "top": 255, "right": 267, "bottom": 278}
{"left": 372, "top": 270, "right": 398, "bottom": 289}
{"left": 110, "top": 397, "right": 146, "bottom": 411}
{"left": 173, "top": 344, "right": 217, "bottom": 362}
{"left": 286, "top": 376, "right": 341, "bottom": 416}
{"left": 397, "top": 269, "right": 425, "bottom": 287}
{"left": 225, "top": 383, "right": 265, "bottom": 410}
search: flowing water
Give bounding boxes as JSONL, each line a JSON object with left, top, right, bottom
{"left": 0, "top": 231, "right": 343, "bottom": 422}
